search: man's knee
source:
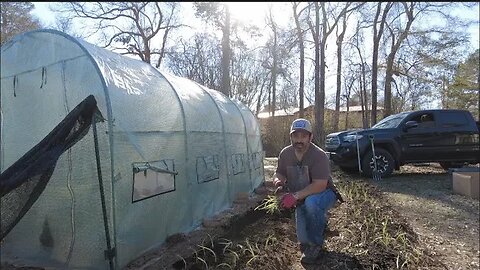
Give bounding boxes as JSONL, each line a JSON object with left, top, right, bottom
{"left": 304, "top": 191, "right": 336, "bottom": 212}
{"left": 304, "top": 196, "right": 326, "bottom": 213}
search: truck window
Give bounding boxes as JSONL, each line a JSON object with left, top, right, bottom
{"left": 372, "top": 112, "right": 410, "bottom": 129}
{"left": 410, "top": 113, "right": 435, "bottom": 128}
{"left": 439, "top": 111, "right": 468, "bottom": 127}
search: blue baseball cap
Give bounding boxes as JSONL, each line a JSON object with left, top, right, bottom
{"left": 290, "top": 118, "right": 312, "bottom": 134}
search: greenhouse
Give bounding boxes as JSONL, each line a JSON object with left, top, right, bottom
{"left": 0, "top": 29, "right": 265, "bottom": 269}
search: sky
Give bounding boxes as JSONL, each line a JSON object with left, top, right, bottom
{"left": 30, "top": 2, "right": 480, "bottom": 48}
{"left": 30, "top": 2, "right": 479, "bottom": 110}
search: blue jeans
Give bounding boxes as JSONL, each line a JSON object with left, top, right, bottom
{"left": 295, "top": 189, "right": 336, "bottom": 246}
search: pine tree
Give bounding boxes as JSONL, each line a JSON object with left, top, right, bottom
{"left": 446, "top": 49, "right": 480, "bottom": 120}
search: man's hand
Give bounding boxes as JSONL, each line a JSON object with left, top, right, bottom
{"left": 273, "top": 179, "right": 284, "bottom": 194}
{"left": 281, "top": 193, "right": 297, "bottom": 209}
{"left": 273, "top": 178, "right": 283, "bottom": 187}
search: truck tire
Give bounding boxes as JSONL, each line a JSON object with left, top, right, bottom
{"left": 362, "top": 148, "right": 395, "bottom": 178}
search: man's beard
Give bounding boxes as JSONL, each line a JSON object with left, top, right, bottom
{"left": 293, "top": 142, "right": 305, "bottom": 150}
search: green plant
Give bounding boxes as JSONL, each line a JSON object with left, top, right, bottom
{"left": 254, "top": 195, "right": 280, "bottom": 214}
{"left": 264, "top": 234, "right": 277, "bottom": 247}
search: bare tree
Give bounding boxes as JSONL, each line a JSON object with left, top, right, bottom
{"left": 306, "top": 2, "right": 321, "bottom": 143}
{"left": 231, "top": 44, "right": 271, "bottom": 110}
{"left": 352, "top": 28, "right": 371, "bottom": 128}
{"left": 383, "top": 2, "right": 416, "bottom": 117}
{"left": 371, "top": 2, "right": 392, "bottom": 125}
{"left": 194, "top": 2, "right": 231, "bottom": 97}
{"left": 343, "top": 75, "right": 356, "bottom": 129}
{"left": 333, "top": 11, "right": 348, "bottom": 131}
{"left": 165, "top": 33, "right": 222, "bottom": 90}
{"left": 266, "top": 7, "right": 279, "bottom": 117}
{"left": 262, "top": 6, "right": 297, "bottom": 116}
{"left": 54, "top": 2, "right": 185, "bottom": 68}
{"left": 292, "top": 2, "right": 308, "bottom": 118}
{"left": 221, "top": 5, "right": 231, "bottom": 97}
{"left": 307, "top": 2, "right": 364, "bottom": 146}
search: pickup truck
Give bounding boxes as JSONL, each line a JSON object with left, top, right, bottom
{"left": 325, "top": 109, "right": 480, "bottom": 178}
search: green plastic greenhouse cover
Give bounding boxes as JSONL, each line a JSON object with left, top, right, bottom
{"left": 0, "top": 29, "right": 265, "bottom": 269}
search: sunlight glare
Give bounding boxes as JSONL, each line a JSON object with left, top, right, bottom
{"left": 223, "top": 2, "right": 288, "bottom": 26}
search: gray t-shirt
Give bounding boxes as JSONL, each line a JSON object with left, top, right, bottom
{"left": 276, "top": 142, "right": 332, "bottom": 193}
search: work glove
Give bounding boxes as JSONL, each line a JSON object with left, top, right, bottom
{"left": 281, "top": 193, "right": 297, "bottom": 209}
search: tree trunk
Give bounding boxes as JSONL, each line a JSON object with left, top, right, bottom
{"left": 293, "top": 3, "right": 305, "bottom": 118}
{"left": 334, "top": 14, "right": 347, "bottom": 132}
{"left": 345, "top": 108, "right": 349, "bottom": 129}
{"left": 317, "top": 2, "right": 329, "bottom": 147}
{"left": 313, "top": 3, "right": 322, "bottom": 145}
{"left": 316, "top": 2, "right": 356, "bottom": 145}
{"left": 255, "top": 80, "right": 267, "bottom": 116}
{"left": 359, "top": 71, "right": 366, "bottom": 128}
{"left": 384, "top": 2, "right": 414, "bottom": 117}
{"left": 384, "top": 52, "right": 394, "bottom": 117}
{"left": 271, "top": 22, "right": 278, "bottom": 117}
{"left": 362, "top": 62, "right": 369, "bottom": 127}
{"left": 344, "top": 79, "right": 354, "bottom": 129}
{"left": 371, "top": 2, "right": 392, "bottom": 125}
{"left": 221, "top": 5, "right": 231, "bottom": 97}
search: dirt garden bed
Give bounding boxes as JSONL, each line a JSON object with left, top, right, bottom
{"left": 372, "top": 163, "right": 479, "bottom": 270}
{"left": 4, "top": 159, "right": 478, "bottom": 269}
{"left": 126, "top": 159, "right": 478, "bottom": 270}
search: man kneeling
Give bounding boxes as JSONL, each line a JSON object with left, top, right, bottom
{"left": 273, "top": 118, "right": 342, "bottom": 264}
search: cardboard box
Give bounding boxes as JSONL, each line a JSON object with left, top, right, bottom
{"left": 452, "top": 171, "right": 479, "bottom": 200}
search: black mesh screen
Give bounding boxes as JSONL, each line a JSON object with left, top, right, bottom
{"left": 0, "top": 95, "right": 102, "bottom": 241}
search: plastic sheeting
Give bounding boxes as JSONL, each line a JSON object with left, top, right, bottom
{"left": 0, "top": 29, "right": 264, "bottom": 269}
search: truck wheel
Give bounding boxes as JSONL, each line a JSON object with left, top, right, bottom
{"left": 439, "top": 162, "right": 464, "bottom": 170}
{"left": 362, "top": 148, "right": 395, "bottom": 178}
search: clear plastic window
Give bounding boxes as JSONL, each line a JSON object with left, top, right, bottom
{"left": 230, "top": 153, "right": 245, "bottom": 175}
{"left": 196, "top": 155, "right": 220, "bottom": 183}
{"left": 251, "top": 152, "right": 263, "bottom": 170}
{"left": 132, "top": 160, "right": 177, "bottom": 202}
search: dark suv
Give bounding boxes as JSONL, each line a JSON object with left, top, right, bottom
{"left": 325, "top": 109, "right": 480, "bottom": 177}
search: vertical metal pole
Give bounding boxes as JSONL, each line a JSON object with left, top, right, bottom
{"left": 356, "top": 131, "right": 362, "bottom": 173}
{"left": 92, "top": 115, "right": 114, "bottom": 270}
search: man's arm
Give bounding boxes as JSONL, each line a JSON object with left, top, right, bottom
{"left": 273, "top": 172, "right": 287, "bottom": 186}
{"left": 293, "top": 179, "right": 328, "bottom": 200}
{"left": 274, "top": 149, "right": 287, "bottom": 187}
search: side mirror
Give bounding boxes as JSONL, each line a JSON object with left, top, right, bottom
{"left": 404, "top": 121, "right": 418, "bottom": 131}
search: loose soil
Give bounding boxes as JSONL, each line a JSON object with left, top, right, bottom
{"left": 373, "top": 163, "right": 479, "bottom": 270}
{"left": 3, "top": 159, "right": 478, "bottom": 270}
{"left": 126, "top": 159, "right": 479, "bottom": 270}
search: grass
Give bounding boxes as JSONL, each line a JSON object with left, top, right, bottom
{"left": 174, "top": 175, "right": 443, "bottom": 269}
{"left": 178, "top": 233, "right": 272, "bottom": 269}
{"left": 335, "top": 179, "right": 442, "bottom": 269}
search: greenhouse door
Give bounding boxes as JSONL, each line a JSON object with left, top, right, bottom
{"left": 0, "top": 95, "right": 102, "bottom": 240}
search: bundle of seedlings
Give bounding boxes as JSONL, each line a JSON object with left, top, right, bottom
{"left": 254, "top": 195, "right": 281, "bottom": 214}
